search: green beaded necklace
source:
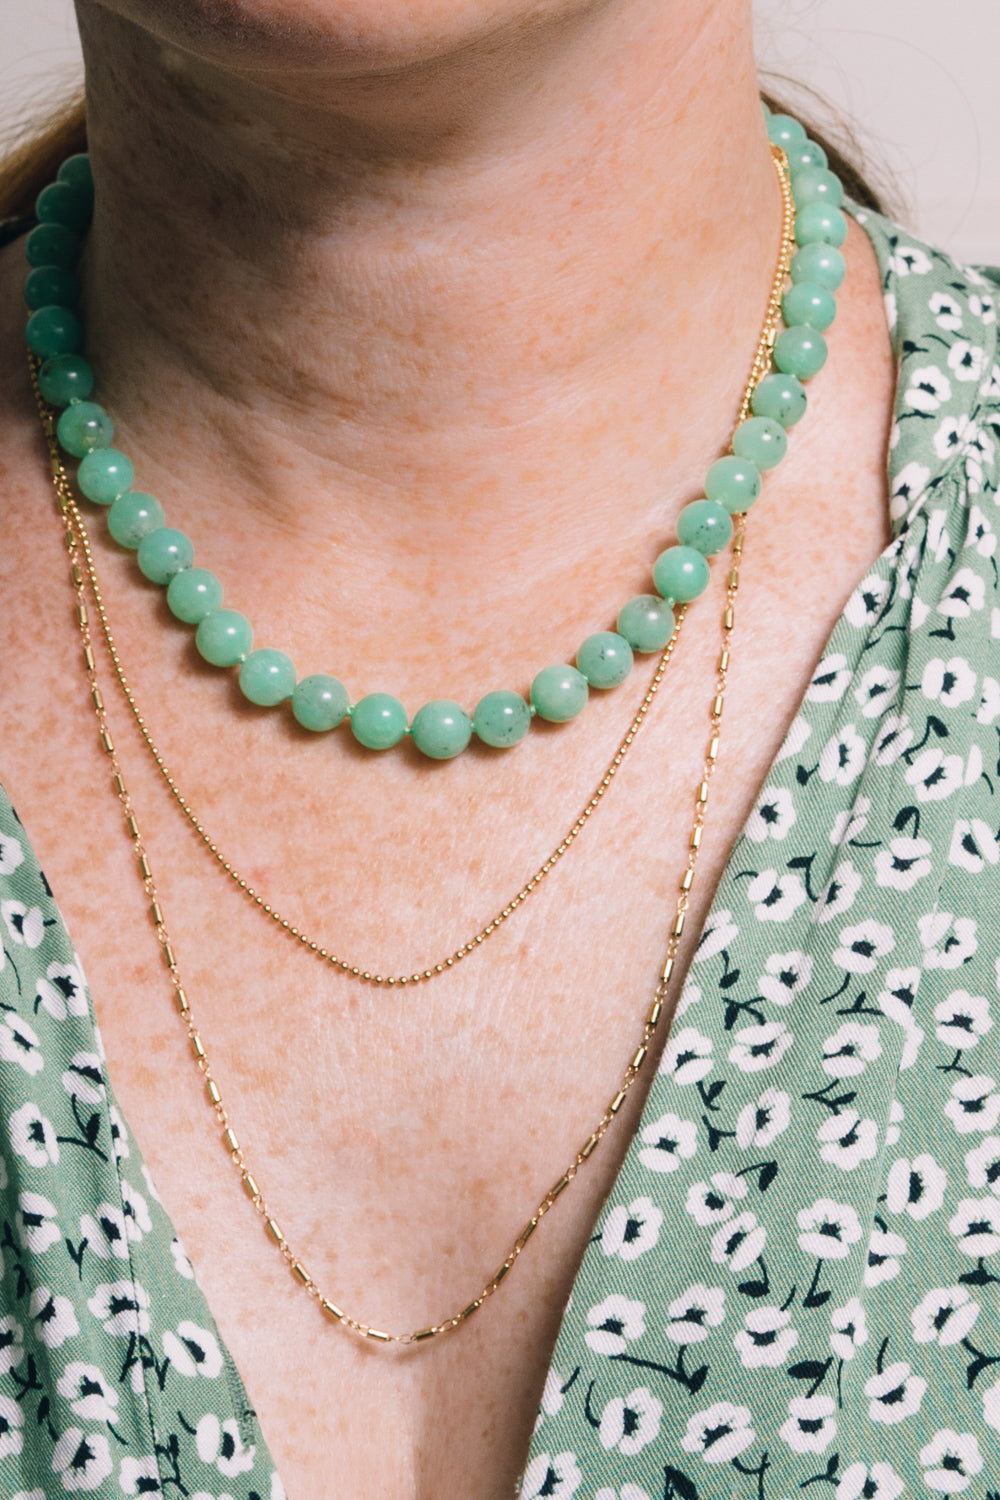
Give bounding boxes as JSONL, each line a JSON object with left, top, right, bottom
{"left": 25, "top": 109, "right": 847, "bottom": 760}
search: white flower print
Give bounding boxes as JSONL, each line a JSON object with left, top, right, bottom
{"left": 0, "top": 1317, "right": 24, "bottom": 1376}
{"left": 664, "top": 1284, "right": 725, "bottom": 1345}
{"left": 865, "top": 1361, "right": 927, "bottom": 1425}
{"left": 886, "top": 1153, "right": 947, "bottom": 1219}
{"left": 983, "top": 1377, "right": 1000, "bottom": 1435}
{"left": 819, "top": 725, "right": 866, "bottom": 786}
{"left": 911, "top": 1285, "right": 980, "bottom": 1346}
{"left": 870, "top": 712, "right": 913, "bottom": 765}
{"left": 814, "top": 858, "right": 864, "bottom": 926}
{"left": 949, "top": 1198, "right": 1000, "bottom": 1257}
{"left": 728, "top": 1022, "right": 794, "bottom": 1072}
{"left": 934, "top": 413, "right": 975, "bottom": 463}
{"left": 691, "top": 908, "right": 737, "bottom": 963}
{"left": 948, "top": 339, "right": 988, "bottom": 383}
{"left": 56, "top": 1362, "right": 119, "bottom": 1423}
{"left": 681, "top": 1402, "right": 755, "bottom": 1464}
{"left": 735, "top": 1088, "right": 791, "bottom": 1149}
{"left": 948, "top": 818, "right": 1000, "bottom": 873}
{"left": 776, "top": 714, "right": 811, "bottom": 760}
{"left": 832, "top": 921, "right": 894, "bottom": 975}
{"left": 119, "top": 1457, "right": 160, "bottom": 1497}
{"left": 945, "top": 1075, "right": 1000, "bottom": 1134}
{"left": 521, "top": 1453, "right": 582, "bottom": 1499}
{"left": 930, "top": 291, "right": 963, "bottom": 331}
{"left": 745, "top": 786, "right": 796, "bottom": 843}
{"left": 27, "top": 1286, "right": 79, "bottom": 1349}
{"left": 891, "top": 245, "right": 932, "bottom": 277}
{"left": 601, "top": 1197, "right": 662, "bottom": 1262}
{"left": 904, "top": 363, "right": 951, "bottom": 411}
{"left": 854, "top": 666, "right": 900, "bottom": 717}
{"left": 758, "top": 951, "right": 812, "bottom": 1006}
{"left": 921, "top": 655, "right": 977, "bottom": 706}
{"left": 873, "top": 835, "right": 932, "bottom": 890}
{"left": 919, "top": 1429, "right": 983, "bottom": 1492}
{"left": 598, "top": 1387, "right": 662, "bottom": 1457}
{"left": 8, "top": 1101, "right": 59, "bottom": 1168}
{"left": 710, "top": 1212, "right": 766, "bottom": 1272}
{"left": 80, "top": 1205, "right": 130, "bottom": 1261}
{"left": 829, "top": 1298, "right": 867, "bottom": 1360}
{"left": 195, "top": 1413, "right": 257, "bottom": 1477}
{"left": 108, "top": 1104, "right": 129, "bottom": 1161}
{"left": 965, "top": 1137, "right": 1000, "bottom": 1196}
{"left": 637, "top": 1113, "right": 697, "bottom": 1175}
{"left": 35, "top": 960, "right": 88, "bottom": 1021}
{"left": 969, "top": 290, "right": 996, "bottom": 323}
{"left": 62, "top": 1052, "right": 105, "bottom": 1104}
{"left": 673, "top": 977, "right": 700, "bottom": 1018}
{"left": 779, "top": 1394, "right": 836, "bottom": 1453}
{"left": 905, "top": 748, "right": 965, "bottom": 802}
{"left": 977, "top": 674, "right": 1000, "bottom": 724}
{"left": 822, "top": 1022, "right": 882, "bottom": 1077}
{"left": 162, "top": 1320, "right": 224, "bottom": 1378}
{"left": 121, "top": 1179, "right": 152, "bottom": 1241}
{"left": 830, "top": 796, "right": 870, "bottom": 846}
{"left": 817, "top": 1110, "right": 879, "bottom": 1170}
{"left": 806, "top": 653, "right": 851, "bottom": 702}
{"left": 538, "top": 1368, "right": 567, "bottom": 1420}
{"left": 0, "top": 1393, "right": 24, "bottom": 1462}
{"left": 919, "top": 911, "right": 978, "bottom": 970}
{"left": 86, "top": 1279, "right": 151, "bottom": 1336}
{"left": 685, "top": 1172, "right": 746, "bottom": 1226}
{"left": 15, "top": 1191, "right": 59, "bottom": 1253}
{"left": 1, "top": 900, "right": 44, "bottom": 948}
{"left": 844, "top": 574, "right": 890, "bottom": 629}
{"left": 935, "top": 990, "right": 992, "bottom": 1049}
{"left": 886, "top": 1098, "right": 904, "bottom": 1146}
{"left": 864, "top": 1228, "right": 907, "bottom": 1287}
{"left": 733, "top": 1306, "right": 798, "bottom": 1368}
{"left": 937, "top": 566, "right": 986, "bottom": 619}
{"left": 658, "top": 1027, "right": 712, "bottom": 1085}
{"left": 0, "top": 1014, "right": 43, "bottom": 1076}
{"left": 0, "top": 832, "right": 24, "bottom": 876}
{"left": 890, "top": 459, "right": 930, "bottom": 520}
{"left": 965, "top": 503, "right": 996, "bottom": 556}
{"left": 746, "top": 870, "right": 807, "bottom": 923}
{"left": 797, "top": 1198, "right": 863, "bottom": 1260}
{"left": 50, "top": 1427, "right": 114, "bottom": 1492}
{"left": 835, "top": 1462, "right": 904, "bottom": 1500}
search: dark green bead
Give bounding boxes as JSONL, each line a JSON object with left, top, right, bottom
{"left": 77, "top": 448, "right": 134, "bottom": 504}
{"left": 651, "top": 546, "right": 710, "bottom": 602}
{"left": 57, "top": 154, "right": 93, "bottom": 194}
{"left": 37, "top": 353, "right": 94, "bottom": 406}
{"left": 25, "top": 222, "right": 80, "bottom": 270}
{"left": 732, "top": 416, "right": 787, "bottom": 471}
{"left": 239, "top": 649, "right": 297, "bottom": 707}
{"left": 773, "top": 324, "right": 828, "bottom": 380}
{"left": 137, "top": 527, "right": 195, "bottom": 583}
{"left": 108, "top": 492, "right": 166, "bottom": 549}
{"left": 782, "top": 281, "right": 837, "bottom": 331}
{"left": 24, "top": 266, "right": 77, "bottom": 311}
{"left": 351, "top": 693, "right": 408, "bottom": 750}
{"left": 750, "top": 372, "right": 808, "bottom": 428}
{"left": 196, "top": 610, "right": 254, "bottom": 668}
{"left": 530, "top": 664, "right": 589, "bottom": 723}
{"left": 766, "top": 113, "right": 807, "bottom": 147}
{"left": 676, "top": 499, "right": 733, "bottom": 555}
{"left": 410, "top": 699, "right": 473, "bottom": 759}
{"left": 56, "top": 401, "right": 113, "bottom": 457}
{"left": 292, "top": 675, "right": 351, "bottom": 732}
{"left": 35, "top": 180, "right": 92, "bottom": 233}
{"left": 166, "top": 567, "right": 223, "bottom": 621}
{"left": 790, "top": 242, "right": 846, "bottom": 290}
{"left": 795, "top": 204, "right": 847, "bottom": 249}
{"left": 26, "top": 304, "right": 84, "bottom": 357}
{"left": 617, "top": 594, "right": 676, "bottom": 653}
{"left": 705, "top": 456, "right": 763, "bottom": 514}
{"left": 473, "top": 690, "right": 531, "bottom": 748}
{"left": 790, "top": 166, "right": 844, "bottom": 210}
{"left": 576, "top": 631, "right": 633, "bottom": 689}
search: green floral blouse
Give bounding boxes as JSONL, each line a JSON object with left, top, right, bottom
{"left": 2, "top": 212, "right": 999, "bottom": 1499}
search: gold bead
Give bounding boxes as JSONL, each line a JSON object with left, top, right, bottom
{"left": 223, "top": 1128, "right": 240, "bottom": 1154}
{"left": 265, "top": 1217, "right": 284, "bottom": 1243}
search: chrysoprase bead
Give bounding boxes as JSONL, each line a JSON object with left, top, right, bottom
{"left": 240, "top": 649, "right": 297, "bottom": 707}
{"left": 617, "top": 594, "right": 676, "bottom": 652}
{"left": 137, "top": 527, "right": 195, "bottom": 583}
{"left": 76, "top": 447, "right": 134, "bottom": 504}
{"left": 576, "top": 631, "right": 634, "bottom": 689}
{"left": 790, "top": 242, "right": 846, "bottom": 290}
{"left": 292, "top": 674, "right": 351, "bottom": 732}
{"left": 782, "top": 280, "right": 836, "bottom": 331}
{"left": 676, "top": 499, "right": 733, "bottom": 555}
{"left": 351, "top": 693, "right": 408, "bottom": 750}
{"left": 166, "top": 566, "right": 223, "bottom": 622}
{"left": 26, "top": 304, "right": 84, "bottom": 357}
{"left": 37, "top": 353, "right": 94, "bottom": 406}
{"left": 410, "top": 699, "right": 473, "bottom": 759}
{"left": 652, "top": 545, "right": 710, "bottom": 602}
{"left": 732, "top": 416, "right": 787, "bottom": 471}
{"left": 24, "top": 266, "right": 77, "bottom": 311}
{"left": 35, "top": 180, "right": 93, "bottom": 233}
{"left": 196, "top": 609, "right": 254, "bottom": 668}
{"left": 473, "top": 689, "right": 531, "bottom": 748}
{"left": 108, "top": 492, "right": 166, "bottom": 549}
{"left": 25, "top": 222, "right": 80, "bottom": 269}
{"left": 56, "top": 401, "right": 113, "bottom": 457}
{"left": 531, "top": 664, "right": 588, "bottom": 722}
{"left": 773, "top": 324, "right": 828, "bottom": 380}
{"left": 705, "top": 455, "right": 763, "bottom": 512}
{"left": 57, "top": 154, "right": 93, "bottom": 194}
{"left": 795, "top": 203, "right": 847, "bottom": 248}
{"left": 784, "top": 139, "right": 827, "bottom": 173}
{"left": 790, "top": 166, "right": 844, "bottom": 210}
{"left": 766, "top": 113, "right": 807, "bottom": 146}
{"left": 750, "top": 372, "right": 808, "bottom": 428}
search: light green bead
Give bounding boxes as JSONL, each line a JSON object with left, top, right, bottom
{"left": 750, "top": 372, "right": 808, "bottom": 428}
{"left": 166, "top": 567, "right": 223, "bottom": 622}
{"left": 196, "top": 609, "right": 254, "bottom": 668}
{"left": 790, "top": 242, "right": 846, "bottom": 290}
{"left": 292, "top": 674, "right": 351, "bottom": 732}
{"left": 676, "top": 500, "right": 733, "bottom": 555}
{"left": 239, "top": 649, "right": 297, "bottom": 707}
{"left": 706, "top": 455, "right": 764, "bottom": 513}
{"left": 617, "top": 594, "right": 676, "bottom": 653}
{"left": 785, "top": 139, "right": 827, "bottom": 173}
{"left": 410, "top": 699, "right": 473, "bottom": 760}
{"left": 56, "top": 401, "right": 113, "bottom": 457}
{"left": 26, "top": 304, "right": 84, "bottom": 357}
{"left": 530, "top": 664, "right": 588, "bottom": 723}
{"left": 108, "top": 492, "right": 166, "bottom": 549}
{"left": 652, "top": 545, "right": 710, "bottom": 602}
{"left": 37, "top": 353, "right": 93, "bottom": 406}
{"left": 473, "top": 690, "right": 531, "bottom": 748}
{"left": 137, "top": 527, "right": 195, "bottom": 583}
{"left": 576, "top": 631, "right": 634, "bottom": 689}
{"left": 351, "top": 693, "right": 408, "bottom": 750}
{"left": 25, "top": 222, "right": 79, "bottom": 269}
{"left": 766, "top": 113, "right": 807, "bottom": 147}
{"left": 35, "top": 180, "right": 92, "bottom": 233}
{"left": 773, "top": 324, "right": 828, "bottom": 380}
{"left": 24, "top": 266, "right": 77, "bottom": 311}
{"left": 795, "top": 203, "right": 847, "bottom": 248}
{"left": 790, "top": 166, "right": 844, "bottom": 210}
{"left": 732, "top": 416, "right": 787, "bottom": 471}
{"left": 782, "top": 281, "right": 837, "bottom": 331}
{"left": 76, "top": 448, "right": 134, "bottom": 504}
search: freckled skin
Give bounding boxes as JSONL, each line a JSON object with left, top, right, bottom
{"left": 0, "top": 0, "right": 895, "bottom": 1494}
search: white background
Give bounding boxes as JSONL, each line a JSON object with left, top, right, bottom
{"left": 1, "top": 0, "right": 997, "bottom": 262}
